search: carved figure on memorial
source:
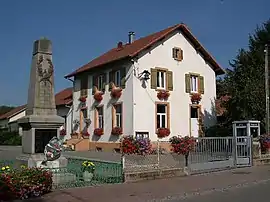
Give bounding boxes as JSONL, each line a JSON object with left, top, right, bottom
{"left": 41, "top": 137, "right": 63, "bottom": 165}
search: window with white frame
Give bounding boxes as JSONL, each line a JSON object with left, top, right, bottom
{"left": 97, "top": 75, "right": 104, "bottom": 90}
{"left": 157, "top": 71, "right": 166, "bottom": 89}
{"left": 114, "top": 70, "right": 121, "bottom": 87}
{"left": 135, "top": 132, "right": 149, "bottom": 140}
{"left": 156, "top": 104, "right": 167, "bottom": 128}
{"left": 96, "top": 106, "right": 104, "bottom": 128}
{"left": 114, "top": 104, "right": 122, "bottom": 128}
{"left": 190, "top": 75, "right": 198, "bottom": 93}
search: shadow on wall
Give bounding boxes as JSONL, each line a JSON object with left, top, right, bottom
{"left": 203, "top": 99, "right": 217, "bottom": 129}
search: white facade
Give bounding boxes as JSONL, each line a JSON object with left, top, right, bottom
{"left": 72, "top": 29, "right": 218, "bottom": 142}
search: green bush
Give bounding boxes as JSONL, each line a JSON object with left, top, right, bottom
{"left": 0, "top": 131, "right": 21, "bottom": 145}
{"left": 205, "top": 124, "right": 232, "bottom": 137}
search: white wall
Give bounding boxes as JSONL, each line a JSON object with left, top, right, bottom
{"left": 133, "top": 30, "right": 217, "bottom": 141}
{"left": 72, "top": 63, "right": 134, "bottom": 143}
{"left": 57, "top": 106, "right": 72, "bottom": 141}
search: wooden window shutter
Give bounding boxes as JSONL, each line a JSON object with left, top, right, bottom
{"left": 150, "top": 68, "right": 157, "bottom": 89}
{"left": 185, "top": 74, "right": 191, "bottom": 93}
{"left": 167, "top": 71, "right": 173, "bottom": 91}
{"left": 102, "top": 73, "right": 106, "bottom": 92}
{"left": 109, "top": 71, "right": 115, "bottom": 91}
{"left": 92, "top": 75, "right": 97, "bottom": 95}
{"left": 172, "top": 48, "right": 177, "bottom": 59}
{"left": 120, "top": 67, "right": 126, "bottom": 89}
{"left": 199, "top": 76, "right": 204, "bottom": 94}
{"left": 179, "top": 49, "right": 183, "bottom": 61}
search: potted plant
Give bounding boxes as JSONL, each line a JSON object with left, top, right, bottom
{"left": 79, "top": 96, "right": 87, "bottom": 102}
{"left": 157, "top": 128, "right": 170, "bottom": 138}
{"left": 82, "top": 131, "right": 90, "bottom": 139}
{"left": 259, "top": 134, "right": 270, "bottom": 154}
{"left": 157, "top": 90, "right": 170, "bottom": 100}
{"left": 111, "top": 126, "right": 122, "bottom": 135}
{"left": 94, "top": 128, "right": 104, "bottom": 136}
{"left": 81, "top": 160, "right": 95, "bottom": 182}
{"left": 169, "top": 136, "right": 196, "bottom": 167}
{"left": 93, "top": 91, "right": 103, "bottom": 102}
{"left": 190, "top": 93, "right": 201, "bottom": 104}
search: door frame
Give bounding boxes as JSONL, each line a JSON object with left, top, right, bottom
{"left": 189, "top": 104, "right": 202, "bottom": 137}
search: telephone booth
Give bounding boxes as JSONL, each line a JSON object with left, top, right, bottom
{"left": 232, "top": 120, "right": 260, "bottom": 166}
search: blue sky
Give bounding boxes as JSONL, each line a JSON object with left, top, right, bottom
{"left": 0, "top": 0, "right": 268, "bottom": 106}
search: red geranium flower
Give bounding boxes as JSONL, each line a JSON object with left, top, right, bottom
{"left": 94, "top": 128, "right": 104, "bottom": 136}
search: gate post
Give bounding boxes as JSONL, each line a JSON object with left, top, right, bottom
{"left": 232, "top": 136, "right": 237, "bottom": 167}
{"left": 250, "top": 136, "right": 254, "bottom": 166}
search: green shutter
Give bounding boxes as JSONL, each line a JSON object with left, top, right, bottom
{"left": 150, "top": 68, "right": 157, "bottom": 89}
{"left": 167, "top": 71, "right": 173, "bottom": 91}
{"left": 120, "top": 67, "right": 126, "bottom": 89}
{"left": 109, "top": 71, "right": 114, "bottom": 91}
{"left": 185, "top": 74, "right": 191, "bottom": 93}
{"left": 92, "top": 75, "right": 97, "bottom": 95}
{"left": 199, "top": 76, "right": 204, "bottom": 94}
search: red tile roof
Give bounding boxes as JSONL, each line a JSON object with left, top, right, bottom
{"left": 0, "top": 88, "right": 73, "bottom": 120}
{"left": 65, "top": 23, "right": 225, "bottom": 78}
{"left": 0, "top": 105, "right": 26, "bottom": 120}
{"left": 55, "top": 87, "right": 73, "bottom": 106}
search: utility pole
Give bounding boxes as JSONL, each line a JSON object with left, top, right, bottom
{"left": 265, "top": 43, "right": 270, "bottom": 135}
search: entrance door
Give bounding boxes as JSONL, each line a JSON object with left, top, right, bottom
{"left": 190, "top": 106, "right": 199, "bottom": 137}
{"left": 235, "top": 135, "right": 252, "bottom": 167}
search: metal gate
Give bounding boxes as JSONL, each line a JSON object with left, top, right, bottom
{"left": 188, "top": 136, "right": 252, "bottom": 174}
{"left": 235, "top": 136, "right": 252, "bottom": 167}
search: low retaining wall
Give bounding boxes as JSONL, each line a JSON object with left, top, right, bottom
{"left": 124, "top": 168, "right": 186, "bottom": 183}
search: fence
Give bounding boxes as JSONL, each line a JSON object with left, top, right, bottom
{"left": 0, "top": 157, "right": 123, "bottom": 190}
{"left": 123, "top": 137, "right": 251, "bottom": 174}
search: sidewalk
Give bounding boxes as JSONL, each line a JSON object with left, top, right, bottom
{"left": 35, "top": 165, "right": 270, "bottom": 202}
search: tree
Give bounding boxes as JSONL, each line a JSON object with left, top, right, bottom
{"left": 222, "top": 19, "right": 270, "bottom": 132}
{"left": 0, "top": 105, "right": 15, "bottom": 116}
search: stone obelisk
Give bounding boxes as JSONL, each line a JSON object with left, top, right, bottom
{"left": 17, "top": 38, "right": 66, "bottom": 167}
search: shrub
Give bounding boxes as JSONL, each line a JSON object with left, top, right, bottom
{"left": 204, "top": 124, "right": 232, "bottom": 137}
{"left": 0, "top": 131, "right": 21, "bottom": 145}
{"left": 121, "top": 136, "right": 152, "bottom": 155}
{"left": 0, "top": 166, "right": 52, "bottom": 200}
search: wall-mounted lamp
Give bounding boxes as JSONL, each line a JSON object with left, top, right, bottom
{"left": 139, "top": 70, "right": 151, "bottom": 81}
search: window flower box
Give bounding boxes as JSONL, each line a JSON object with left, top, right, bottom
{"left": 190, "top": 93, "right": 201, "bottom": 104}
{"left": 111, "top": 127, "right": 122, "bottom": 136}
{"left": 110, "top": 87, "right": 122, "bottom": 99}
{"left": 157, "top": 90, "right": 170, "bottom": 100}
{"left": 93, "top": 91, "right": 103, "bottom": 102}
{"left": 94, "top": 128, "right": 104, "bottom": 136}
{"left": 157, "top": 127, "right": 170, "bottom": 138}
{"left": 82, "top": 131, "right": 90, "bottom": 139}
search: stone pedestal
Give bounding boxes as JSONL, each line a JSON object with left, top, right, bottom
{"left": 18, "top": 115, "right": 64, "bottom": 154}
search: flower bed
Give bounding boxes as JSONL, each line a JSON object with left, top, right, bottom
{"left": 259, "top": 134, "right": 270, "bottom": 153}
{"left": 0, "top": 166, "right": 52, "bottom": 201}
{"left": 121, "top": 136, "right": 152, "bottom": 155}
{"left": 169, "top": 136, "right": 196, "bottom": 166}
